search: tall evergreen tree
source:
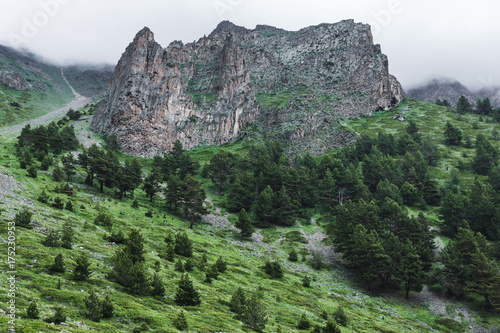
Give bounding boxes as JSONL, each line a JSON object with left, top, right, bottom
{"left": 235, "top": 208, "right": 254, "bottom": 239}
{"left": 174, "top": 273, "right": 201, "bottom": 306}
{"left": 242, "top": 292, "right": 267, "bottom": 332}
{"left": 444, "top": 121, "right": 463, "bottom": 145}
{"left": 73, "top": 251, "right": 91, "bottom": 281}
{"left": 472, "top": 134, "right": 498, "bottom": 175}
{"left": 456, "top": 95, "right": 473, "bottom": 114}
{"left": 254, "top": 185, "right": 275, "bottom": 226}
{"left": 394, "top": 240, "right": 425, "bottom": 299}
{"left": 180, "top": 174, "right": 208, "bottom": 228}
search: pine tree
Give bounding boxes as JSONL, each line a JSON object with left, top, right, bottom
{"left": 142, "top": 171, "right": 161, "bottom": 202}
{"left": 322, "top": 320, "right": 342, "bottom": 333}
{"left": 84, "top": 290, "right": 103, "bottom": 322}
{"left": 164, "top": 243, "right": 175, "bottom": 262}
{"left": 297, "top": 313, "right": 311, "bottom": 330}
{"left": 242, "top": 292, "right": 267, "bottom": 332}
{"left": 254, "top": 185, "right": 275, "bottom": 226}
{"left": 102, "top": 294, "right": 114, "bottom": 319}
{"left": 394, "top": 240, "right": 425, "bottom": 299}
{"left": 174, "top": 231, "right": 193, "bottom": 257}
{"left": 14, "top": 207, "right": 33, "bottom": 229}
{"left": 61, "top": 221, "right": 74, "bottom": 249}
{"left": 440, "top": 190, "right": 470, "bottom": 236}
{"left": 151, "top": 273, "right": 165, "bottom": 296}
{"left": 444, "top": 121, "right": 462, "bottom": 145}
{"left": 274, "top": 186, "right": 295, "bottom": 226}
{"left": 175, "top": 273, "right": 201, "bottom": 306}
{"left": 180, "top": 174, "right": 208, "bottom": 228}
{"left": 175, "top": 259, "right": 185, "bottom": 272}
{"left": 26, "top": 299, "right": 40, "bottom": 319}
{"left": 42, "top": 230, "right": 61, "bottom": 247}
{"left": 302, "top": 275, "right": 311, "bottom": 287}
{"left": 456, "top": 95, "right": 473, "bottom": 114}
{"left": 333, "top": 306, "right": 348, "bottom": 326}
{"left": 235, "top": 208, "right": 254, "bottom": 239}
{"left": 472, "top": 134, "right": 499, "bottom": 175}
{"left": 46, "top": 306, "right": 66, "bottom": 324}
{"left": 50, "top": 253, "right": 65, "bottom": 273}
{"left": 27, "top": 164, "right": 38, "bottom": 178}
{"left": 173, "top": 311, "right": 188, "bottom": 331}
{"left": 347, "top": 225, "right": 390, "bottom": 289}
{"left": 125, "top": 228, "right": 146, "bottom": 264}
{"left": 229, "top": 287, "right": 246, "bottom": 317}
{"left": 38, "top": 189, "right": 50, "bottom": 203}
{"left": 184, "top": 258, "right": 194, "bottom": 272}
{"left": 318, "top": 169, "right": 336, "bottom": 208}
{"left": 73, "top": 251, "right": 91, "bottom": 281}
{"left": 215, "top": 256, "right": 227, "bottom": 273}
{"left": 52, "top": 166, "right": 64, "bottom": 181}
{"left": 205, "top": 264, "right": 219, "bottom": 283}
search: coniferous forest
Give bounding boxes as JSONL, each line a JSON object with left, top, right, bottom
{"left": 2, "top": 97, "right": 500, "bottom": 332}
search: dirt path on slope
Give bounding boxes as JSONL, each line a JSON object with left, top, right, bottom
{"left": 1, "top": 68, "right": 92, "bottom": 139}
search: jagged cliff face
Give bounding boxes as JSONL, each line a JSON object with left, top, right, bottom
{"left": 92, "top": 20, "right": 404, "bottom": 157}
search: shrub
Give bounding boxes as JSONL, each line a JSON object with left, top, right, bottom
{"left": 84, "top": 290, "right": 102, "bottom": 322}
{"left": 297, "top": 313, "right": 311, "bottom": 330}
{"left": 65, "top": 200, "right": 74, "bottom": 212}
{"left": 38, "top": 190, "right": 50, "bottom": 203}
{"left": 27, "top": 165, "right": 37, "bottom": 178}
{"left": 151, "top": 273, "right": 165, "bottom": 296}
{"left": 215, "top": 256, "right": 227, "bottom": 273}
{"left": 52, "top": 166, "right": 64, "bottom": 181}
{"left": 101, "top": 294, "right": 114, "bottom": 319}
{"left": 26, "top": 299, "right": 40, "bottom": 319}
{"left": 263, "top": 260, "right": 283, "bottom": 278}
{"left": 302, "top": 275, "right": 311, "bottom": 288}
{"left": 50, "top": 253, "right": 65, "bottom": 273}
{"left": 52, "top": 196, "right": 64, "bottom": 209}
{"left": 309, "top": 251, "right": 324, "bottom": 270}
{"left": 333, "top": 306, "right": 349, "bottom": 326}
{"left": 175, "top": 259, "right": 185, "bottom": 272}
{"left": 132, "top": 199, "right": 139, "bottom": 208}
{"left": 73, "top": 251, "right": 91, "bottom": 281}
{"left": 173, "top": 311, "right": 188, "bottom": 331}
{"left": 145, "top": 209, "right": 153, "bottom": 218}
{"left": 42, "top": 230, "right": 60, "bottom": 247}
{"left": 14, "top": 207, "right": 32, "bottom": 229}
{"left": 288, "top": 248, "right": 298, "bottom": 262}
{"left": 45, "top": 306, "right": 66, "bottom": 324}
{"left": 174, "top": 231, "right": 193, "bottom": 257}
{"left": 104, "top": 230, "right": 126, "bottom": 244}
{"left": 94, "top": 212, "right": 113, "bottom": 228}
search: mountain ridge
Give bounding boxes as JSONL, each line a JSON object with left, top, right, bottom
{"left": 91, "top": 20, "right": 404, "bottom": 157}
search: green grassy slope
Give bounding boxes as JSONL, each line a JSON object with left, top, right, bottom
{"left": 0, "top": 99, "right": 498, "bottom": 332}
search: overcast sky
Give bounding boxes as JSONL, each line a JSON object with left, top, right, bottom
{"left": 0, "top": 0, "right": 499, "bottom": 90}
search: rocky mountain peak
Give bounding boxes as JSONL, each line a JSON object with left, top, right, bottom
{"left": 91, "top": 21, "right": 404, "bottom": 157}
{"left": 209, "top": 20, "right": 248, "bottom": 37}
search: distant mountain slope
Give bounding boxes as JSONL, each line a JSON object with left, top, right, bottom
{"left": 406, "top": 78, "right": 478, "bottom": 107}
{"left": 0, "top": 45, "right": 112, "bottom": 126}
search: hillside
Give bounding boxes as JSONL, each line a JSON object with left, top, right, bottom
{"left": 0, "top": 96, "right": 499, "bottom": 332}
{"left": 91, "top": 20, "right": 404, "bottom": 157}
{"left": 0, "top": 45, "right": 112, "bottom": 127}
